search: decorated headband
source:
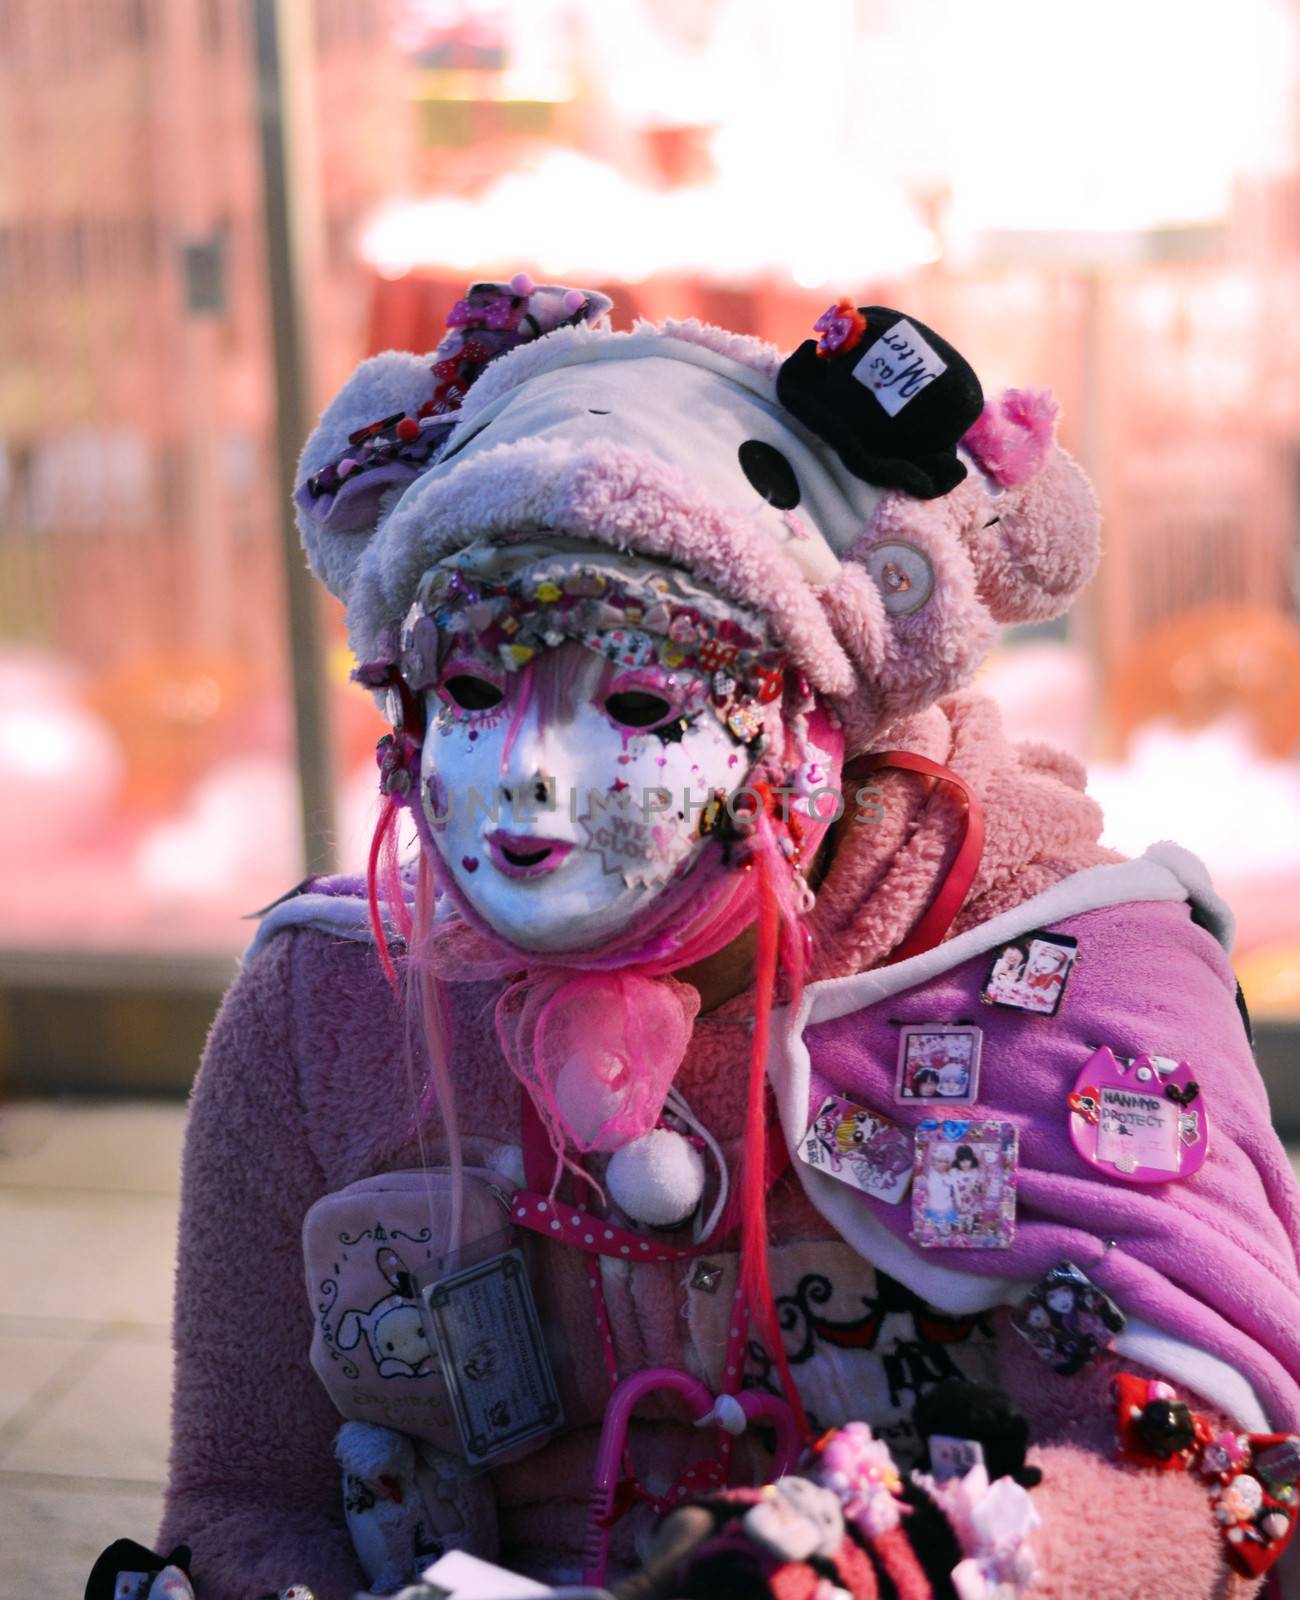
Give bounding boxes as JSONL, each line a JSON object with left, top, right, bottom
{"left": 389, "top": 543, "right": 785, "bottom": 742}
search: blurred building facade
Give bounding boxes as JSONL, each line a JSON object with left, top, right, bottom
{"left": 0, "top": 0, "right": 405, "bottom": 805}
{"left": 1, "top": 0, "right": 1299, "bottom": 1020}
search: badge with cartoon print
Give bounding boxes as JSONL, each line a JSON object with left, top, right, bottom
{"left": 799, "top": 1093, "right": 914, "bottom": 1204}
{"left": 981, "top": 930, "right": 1079, "bottom": 1017}
{"left": 1068, "top": 1045, "right": 1209, "bottom": 1183}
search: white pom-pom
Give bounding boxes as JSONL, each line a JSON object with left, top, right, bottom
{"left": 509, "top": 271, "right": 536, "bottom": 295}
{"left": 606, "top": 1128, "right": 705, "bottom": 1227}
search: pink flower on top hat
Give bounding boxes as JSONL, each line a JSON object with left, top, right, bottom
{"left": 812, "top": 298, "right": 867, "bottom": 357}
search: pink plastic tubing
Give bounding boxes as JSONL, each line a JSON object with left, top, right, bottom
{"left": 581, "top": 1366, "right": 801, "bottom": 1587}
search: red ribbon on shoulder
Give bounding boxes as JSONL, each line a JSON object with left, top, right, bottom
{"left": 844, "top": 751, "right": 986, "bottom": 964}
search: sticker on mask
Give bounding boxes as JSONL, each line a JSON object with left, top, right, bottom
{"left": 577, "top": 802, "right": 676, "bottom": 887}
{"left": 928, "top": 1433, "right": 986, "bottom": 1482}
{"left": 851, "top": 317, "right": 947, "bottom": 416}
{"left": 911, "top": 1119, "right": 1018, "bottom": 1249}
{"left": 981, "top": 931, "right": 1079, "bottom": 1017}
{"left": 799, "top": 1093, "right": 914, "bottom": 1205}
{"left": 895, "top": 1024, "right": 982, "bottom": 1106}
{"left": 420, "top": 1248, "right": 563, "bottom": 1466}
{"left": 1068, "top": 1045, "right": 1209, "bottom": 1183}
{"left": 594, "top": 628, "right": 656, "bottom": 669}
{"left": 1010, "top": 1259, "right": 1126, "bottom": 1375}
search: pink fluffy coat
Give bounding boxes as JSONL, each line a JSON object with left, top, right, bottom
{"left": 159, "top": 693, "right": 1267, "bottom": 1599}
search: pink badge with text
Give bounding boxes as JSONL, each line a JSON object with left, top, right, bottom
{"left": 1068, "top": 1045, "right": 1209, "bottom": 1184}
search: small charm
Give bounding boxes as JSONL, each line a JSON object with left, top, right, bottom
{"left": 1069, "top": 1047, "right": 1209, "bottom": 1185}
{"left": 1011, "top": 1260, "right": 1125, "bottom": 1375}
{"left": 689, "top": 1259, "right": 723, "bottom": 1295}
{"left": 1256, "top": 1437, "right": 1300, "bottom": 1489}
{"left": 742, "top": 1477, "right": 846, "bottom": 1561}
{"left": 911, "top": 1119, "right": 1018, "bottom": 1249}
{"left": 799, "top": 1094, "right": 913, "bottom": 1205}
{"left": 913, "top": 1377, "right": 1042, "bottom": 1489}
{"left": 894, "top": 1023, "right": 983, "bottom": 1106}
{"left": 1114, "top": 1374, "right": 1198, "bottom": 1470}
{"left": 1208, "top": 1434, "right": 1300, "bottom": 1579}
{"left": 810, "top": 1421, "right": 905, "bottom": 1536}
{"left": 1200, "top": 1431, "right": 1252, "bottom": 1478}
{"left": 980, "top": 930, "right": 1079, "bottom": 1016}
{"left": 812, "top": 298, "right": 867, "bottom": 358}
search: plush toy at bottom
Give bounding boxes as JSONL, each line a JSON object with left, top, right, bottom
{"left": 92, "top": 279, "right": 1300, "bottom": 1600}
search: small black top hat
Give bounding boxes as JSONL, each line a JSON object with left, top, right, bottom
{"left": 776, "top": 304, "right": 984, "bottom": 500}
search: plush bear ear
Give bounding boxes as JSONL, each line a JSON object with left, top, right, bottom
{"left": 958, "top": 388, "right": 1101, "bottom": 624}
{"left": 295, "top": 350, "right": 445, "bottom": 608}
{"left": 819, "top": 390, "right": 1099, "bottom": 751}
{"left": 295, "top": 275, "right": 615, "bottom": 613}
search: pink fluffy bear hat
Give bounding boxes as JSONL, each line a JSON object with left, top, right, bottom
{"left": 295, "top": 277, "right": 1100, "bottom": 755}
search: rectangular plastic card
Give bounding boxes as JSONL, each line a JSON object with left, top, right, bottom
{"left": 420, "top": 1248, "right": 563, "bottom": 1466}
{"left": 419, "top": 1549, "right": 552, "bottom": 1599}
{"left": 799, "top": 1094, "right": 914, "bottom": 1205}
{"left": 980, "top": 931, "right": 1079, "bottom": 1017}
{"left": 894, "top": 1024, "right": 983, "bottom": 1105}
{"left": 928, "top": 1433, "right": 986, "bottom": 1481}
{"left": 911, "top": 1118, "right": 1018, "bottom": 1249}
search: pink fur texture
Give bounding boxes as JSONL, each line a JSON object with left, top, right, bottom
{"left": 843, "top": 492, "right": 1001, "bottom": 731}
{"left": 807, "top": 692, "right": 1118, "bottom": 979}
{"left": 962, "top": 386, "right": 1059, "bottom": 489}
{"left": 1026, "top": 1444, "right": 1255, "bottom": 1600}
{"left": 960, "top": 444, "right": 1102, "bottom": 625}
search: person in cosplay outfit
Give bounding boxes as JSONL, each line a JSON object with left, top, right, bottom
{"left": 136, "top": 278, "right": 1300, "bottom": 1600}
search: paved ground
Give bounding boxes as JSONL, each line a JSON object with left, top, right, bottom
{"left": 5, "top": 1099, "right": 1300, "bottom": 1598}
{"left": 0, "top": 1101, "right": 183, "bottom": 1598}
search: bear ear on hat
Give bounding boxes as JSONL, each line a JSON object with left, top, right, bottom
{"left": 296, "top": 274, "right": 614, "bottom": 611}
{"left": 821, "top": 386, "right": 1099, "bottom": 748}
{"left": 295, "top": 350, "right": 445, "bottom": 608}
{"left": 958, "top": 387, "right": 1101, "bottom": 625}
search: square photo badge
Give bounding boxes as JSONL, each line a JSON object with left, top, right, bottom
{"left": 980, "top": 931, "right": 1079, "bottom": 1018}
{"left": 895, "top": 1024, "right": 983, "bottom": 1106}
{"left": 911, "top": 1118, "right": 1018, "bottom": 1250}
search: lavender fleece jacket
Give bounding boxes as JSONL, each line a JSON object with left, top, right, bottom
{"left": 160, "top": 695, "right": 1294, "bottom": 1599}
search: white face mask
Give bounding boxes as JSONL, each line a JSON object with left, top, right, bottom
{"left": 419, "top": 643, "right": 757, "bottom": 952}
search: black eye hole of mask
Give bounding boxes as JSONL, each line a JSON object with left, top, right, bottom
{"left": 442, "top": 673, "right": 504, "bottom": 711}
{"left": 738, "top": 439, "right": 801, "bottom": 510}
{"left": 604, "top": 689, "right": 673, "bottom": 728}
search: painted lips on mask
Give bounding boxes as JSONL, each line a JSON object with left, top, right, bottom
{"left": 486, "top": 830, "right": 575, "bottom": 879}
